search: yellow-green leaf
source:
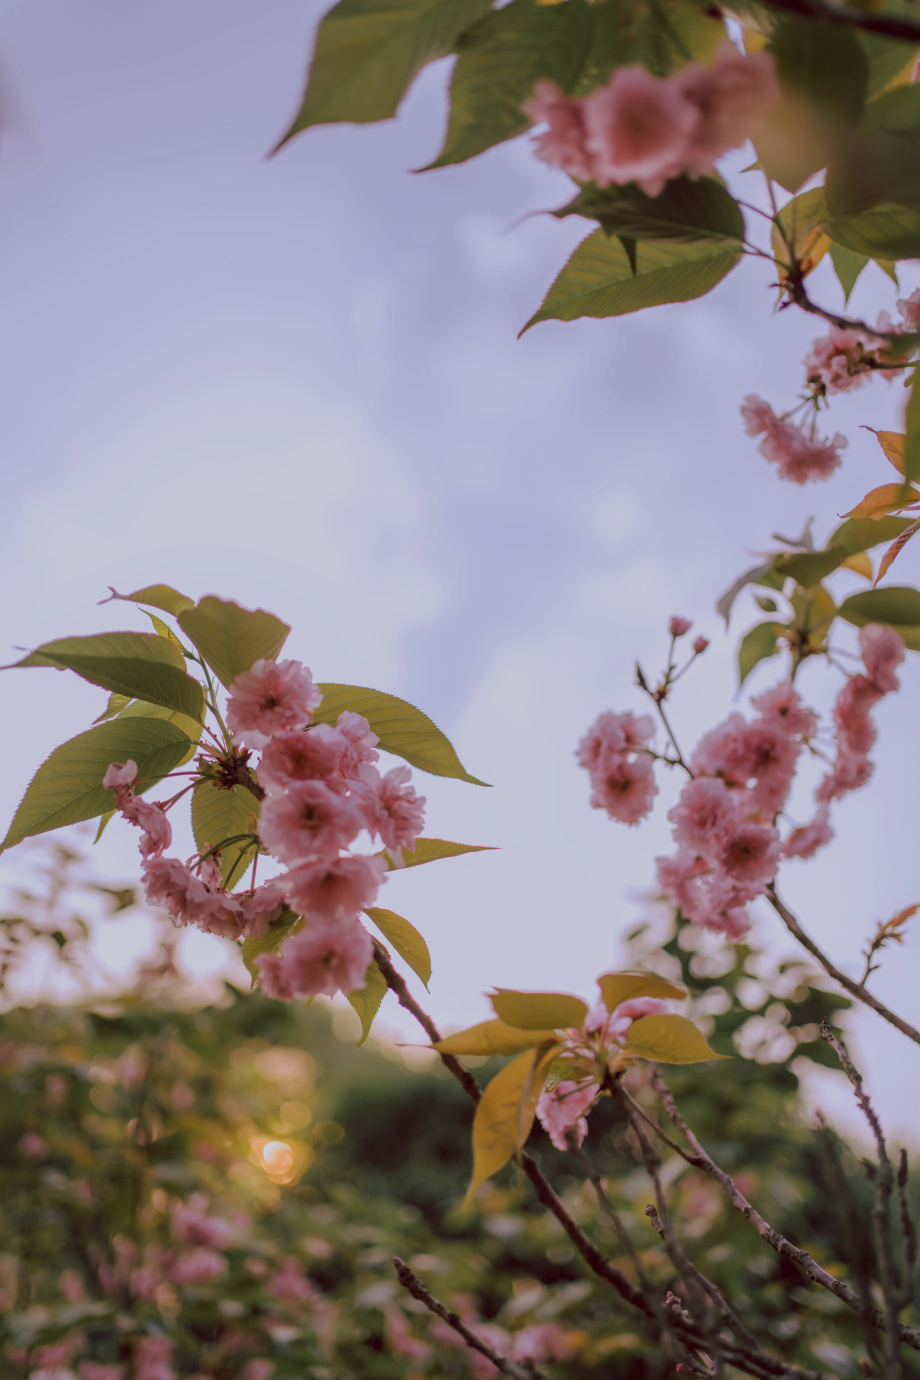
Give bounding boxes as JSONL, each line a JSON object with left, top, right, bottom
{"left": 346, "top": 960, "right": 389, "bottom": 1045}
{"left": 434, "top": 1019, "right": 559, "bottom": 1057}
{"left": 364, "top": 907, "right": 431, "bottom": 986}
{"left": 738, "top": 621, "right": 785, "bottom": 686}
{"left": 522, "top": 230, "right": 740, "bottom": 332}
{"left": 463, "top": 1047, "right": 553, "bottom": 1209}
{"left": 623, "top": 1013, "right": 726, "bottom": 1064}
{"left": 105, "top": 584, "right": 196, "bottom": 616}
{"left": 377, "top": 837, "right": 496, "bottom": 871}
{"left": 865, "top": 428, "right": 906, "bottom": 477}
{"left": 771, "top": 187, "right": 830, "bottom": 277}
{"left": 315, "top": 685, "right": 489, "bottom": 785}
{"left": 92, "top": 692, "right": 132, "bottom": 724}
{"left": 192, "top": 782, "right": 260, "bottom": 887}
{"left": 177, "top": 596, "right": 291, "bottom": 691}
{"left": 490, "top": 989, "right": 588, "bottom": 1031}
{"left": 842, "top": 482, "right": 919, "bottom": 519}
{"left": 241, "top": 908, "right": 301, "bottom": 981}
{"left": 597, "top": 972, "right": 686, "bottom": 1013}
{"left": 114, "top": 699, "right": 202, "bottom": 765}
{"left": 1, "top": 718, "right": 194, "bottom": 853}
{"left": 9, "top": 632, "right": 205, "bottom": 722}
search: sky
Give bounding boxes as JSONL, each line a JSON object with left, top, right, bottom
{"left": 0, "top": 0, "right": 917, "bottom": 1138}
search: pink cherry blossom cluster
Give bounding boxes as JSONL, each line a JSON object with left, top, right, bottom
{"left": 804, "top": 290, "right": 920, "bottom": 396}
{"left": 522, "top": 44, "right": 778, "bottom": 198}
{"left": 576, "top": 710, "right": 658, "bottom": 824}
{"left": 536, "top": 996, "right": 669, "bottom": 1150}
{"left": 105, "top": 657, "right": 427, "bottom": 1005}
{"left": 740, "top": 396, "right": 846, "bottom": 485}
{"left": 815, "top": 624, "right": 905, "bottom": 806}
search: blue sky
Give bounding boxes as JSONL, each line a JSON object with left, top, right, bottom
{"left": 0, "top": 0, "right": 917, "bottom": 1135}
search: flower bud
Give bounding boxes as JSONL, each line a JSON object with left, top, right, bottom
{"left": 669, "top": 616, "right": 692, "bottom": 637}
{"left": 693, "top": 636, "right": 709, "bottom": 654}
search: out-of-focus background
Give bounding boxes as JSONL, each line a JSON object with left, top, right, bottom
{"left": 0, "top": 0, "right": 917, "bottom": 1135}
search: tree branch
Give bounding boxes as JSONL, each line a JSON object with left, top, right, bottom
{"left": 766, "top": 886, "right": 920, "bottom": 1048}
{"left": 651, "top": 1068, "right": 920, "bottom": 1353}
{"left": 392, "top": 1256, "right": 550, "bottom": 1380}
{"left": 759, "top": 0, "right": 920, "bottom": 46}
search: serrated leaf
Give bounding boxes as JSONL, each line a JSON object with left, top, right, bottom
{"left": 463, "top": 1046, "right": 554, "bottom": 1209}
{"left": 346, "top": 959, "right": 389, "bottom": 1044}
{"left": 277, "top": 0, "right": 492, "bottom": 143}
{"left": 145, "top": 611, "right": 184, "bottom": 646}
{"left": 623, "top": 1012, "right": 726, "bottom": 1064}
{"left": 738, "top": 621, "right": 784, "bottom": 685}
{"left": 192, "top": 782, "right": 260, "bottom": 887}
{"left": 903, "top": 376, "right": 920, "bottom": 487}
{"left": 106, "top": 584, "right": 196, "bottom": 616}
{"left": 315, "top": 685, "right": 489, "bottom": 784}
{"left": 828, "top": 242, "right": 868, "bottom": 302}
{"left": 842, "top": 483, "right": 920, "bottom": 519}
{"left": 490, "top": 988, "right": 588, "bottom": 1030}
{"left": 177, "top": 596, "right": 291, "bottom": 691}
{"left": 597, "top": 972, "right": 686, "bottom": 1013}
{"left": 427, "top": 0, "right": 592, "bottom": 168}
{"left": 838, "top": 585, "right": 920, "bottom": 632}
{"left": 829, "top": 513, "right": 917, "bottom": 555}
{"left": 378, "top": 836, "right": 495, "bottom": 871}
{"left": 826, "top": 201, "right": 920, "bottom": 261}
{"left": 1, "top": 719, "right": 194, "bottom": 853}
{"left": 771, "top": 187, "right": 830, "bottom": 278}
{"left": 434, "top": 1018, "right": 559, "bottom": 1056}
{"left": 755, "top": 18, "right": 867, "bottom": 192}
{"left": 364, "top": 906, "right": 431, "bottom": 985}
{"left": 114, "top": 699, "right": 202, "bottom": 765}
{"left": 877, "top": 517, "right": 920, "bottom": 583}
{"left": 241, "top": 908, "right": 301, "bottom": 981}
{"left": 9, "top": 632, "right": 205, "bottom": 722}
{"left": 522, "top": 230, "right": 740, "bottom": 331}
{"left": 93, "top": 692, "right": 132, "bottom": 724}
{"left": 558, "top": 177, "right": 745, "bottom": 244}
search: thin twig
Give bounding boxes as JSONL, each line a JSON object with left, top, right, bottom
{"left": 571, "top": 1140, "right": 651, "bottom": 1290}
{"left": 652, "top": 1068, "right": 920, "bottom": 1354}
{"left": 757, "top": 0, "right": 920, "bottom": 48}
{"left": 819, "top": 1022, "right": 904, "bottom": 1377}
{"left": 767, "top": 886, "right": 920, "bottom": 1048}
{"left": 897, "top": 1150, "right": 917, "bottom": 1304}
{"left": 392, "top": 1257, "right": 550, "bottom": 1380}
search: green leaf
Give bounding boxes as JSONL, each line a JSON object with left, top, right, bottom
{"left": 113, "top": 699, "right": 202, "bottom": 765}
{"left": 378, "top": 836, "right": 495, "bottom": 871}
{"left": 828, "top": 243, "right": 868, "bottom": 303}
{"left": 463, "top": 1046, "right": 553, "bottom": 1209}
{"left": 623, "top": 1013, "right": 726, "bottom": 1064}
{"left": 93, "top": 692, "right": 132, "bottom": 724}
{"left": 490, "top": 989, "right": 588, "bottom": 1031}
{"left": 556, "top": 176, "right": 744, "bottom": 244}
{"left": 314, "top": 685, "right": 489, "bottom": 784}
{"left": 826, "top": 202, "right": 920, "bottom": 261}
{"left": 9, "top": 632, "right": 205, "bottom": 722}
{"left": 426, "top": 0, "right": 592, "bottom": 169}
{"left": 177, "top": 596, "right": 291, "bottom": 691}
{"left": 364, "top": 907, "right": 431, "bottom": 985}
{"left": 829, "top": 514, "right": 918, "bottom": 555}
{"left": 192, "top": 782, "right": 260, "bottom": 887}
{"left": 858, "top": 26, "right": 920, "bottom": 101}
{"left": 434, "top": 1018, "right": 559, "bottom": 1056}
{"left": 903, "top": 375, "right": 920, "bottom": 486}
{"left": 738, "top": 621, "right": 784, "bottom": 686}
{"left": 522, "top": 230, "right": 740, "bottom": 332}
{"left": 716, "top": 560, "right": 780, "bottom": 626}
{"left": 863, "top": 81, "right": 920, "bottom": 133}
{"left": 105, "top": 584, "right": 195, "bottom": 616}
{"left": 94, "top": 809, "right": 115, "bottom": 843}
{"left": 277, "top": 0, "right": 493, "bottom": 143}
{"left": 773, "top": 548, "right": 848, "bottom": 589}
{"left": 241, "top": 908, "right": 301, "bottom": 981}
{"left": 1, "top": 718, "right": 194, "bottom": 853}
{"left": 597, "top": 972, "right": 686, "bottom": 1012}
{"left": 570, "top": 0, "right": 631, "bottom": 95}
{"left": 346, "top": 960, "right": 389, "bottom": 1045}
{"left": 756, "top": 17, "right": 867, "bottom": 192}
{"left": 838, "top": 585, "right": 920, "bottom": 640}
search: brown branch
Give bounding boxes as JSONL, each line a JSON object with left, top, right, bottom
{"left": 820, "top": 1022, "right": 906, "bottom": 1377}
{"left": 651, "top": 1068, "right": 920, "bottom": 1354}
{"left": 757, "top": 0, "right": 920, "bottom": 46}
{"left": 392, "top": 1257, "right": 550, "bottom": 1380}
{"left": 766, "top": 887, "right": 920, "bottom": 1049}
{"left": 571, "top": 1139, "right": 652, "bottom": 1291}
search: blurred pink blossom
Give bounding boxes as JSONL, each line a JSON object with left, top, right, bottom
{"left": 741, "top": 396, "right": 845, "bottom": 484}
{"left": 783, "top": 807, "right": 834, "bottom": 860}
{"left": 258, "top": 918, "right": 373, "bottom": 999}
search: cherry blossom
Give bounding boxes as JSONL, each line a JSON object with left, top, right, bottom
{"left": 741, "top": 395, "right": 846, "bottom": 484}
{"left": 356, "top": 763, "right": 426, "bottom": 862}
{"left": 522, "top": 80, "right": 594, "bottom": 182}
{"left": 258, "top": 780, "right": 365, "bottom": 864}
{"left": 783, "top": 807, "right": 834, "bottom": 860}
{"left": 226, "top": 658, "right": 322, "bottom": 749}
{"left": 281, "top": 853, "right": 387, "bottom": 923}
{"left": 670, "top": 615, "right": 692, "bottom": 636}
{"left": 583, "top": 65, "right": 701, "bottom": 196}
{"left": 536, "top": 1079, "right": 599, "bottom": 1151}
{"left": 257, "top": 918, "right": 373, "bottom": 999}
{"left": 170, "top": 1247, "right": 228, "bottom": 1285}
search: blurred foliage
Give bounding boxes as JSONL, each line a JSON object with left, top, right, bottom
{"left": 0, "top": 851, "right": 917, "bottom": 1378}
